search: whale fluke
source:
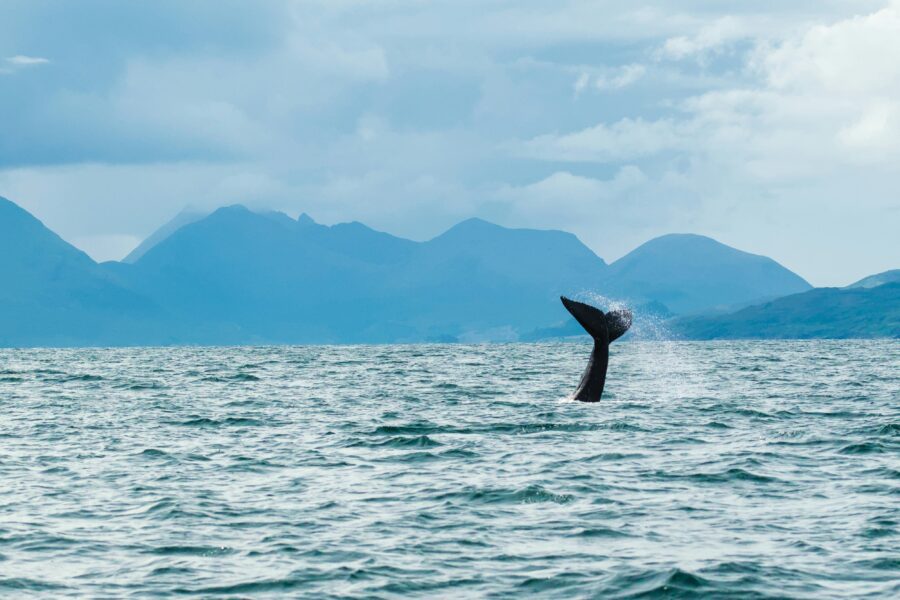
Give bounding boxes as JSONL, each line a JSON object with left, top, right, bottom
{"left": 560, "top": 297, "right": 609, "bottom": 342}
{"left": 561, "top": 296, "right": 632, "bottom": 402}
{"left": 606, "top": 309, "right": 633, "bottom": 343}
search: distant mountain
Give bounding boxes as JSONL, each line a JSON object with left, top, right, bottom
{"left": 604, "top": 234, "right": 812, "bottom": 314}
{"left": 673, "top": 282, "right": 900, "bottom": 339}
{"left": 391, "top": 218, "right": 609, "bottom": 341}
{"left": 123, "top": 209, "right": 207, "bottom": 263}
{"left": 115, "top": 205, "right": 414, "bottom": 343}
{"left": 5, "top": 196, "right": 888, "bottom": 346}
{"left": 847, "top": 269, "right": 900, "bottom": 289}
{"left": 118, "top": 208, "right": 609, "bottom": 343}
{"left": 0, "top": 197, "right": 161, "bottom": 346}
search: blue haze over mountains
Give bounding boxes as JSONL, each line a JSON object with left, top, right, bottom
{"left": 1, "top": 196, "right": 896, "bottom": 346}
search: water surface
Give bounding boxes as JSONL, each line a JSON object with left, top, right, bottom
{"left": 1, "top": 341, "right": 898, "bottom": 598}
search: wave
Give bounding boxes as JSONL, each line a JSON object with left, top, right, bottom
{"left": 169, "top": 416, "right": 265, "bottom": 427}
{"left": 375, "top": 449, "right": 480, "bottom": 463}
{"left": 347, "top": 435, "right": 443, "bottom": 449}
{"left": 148, "top": 545, "right": 235, "bottom": 557}
{"left": 0, "top": 578, "right": 68, "bottom": 592}
{"left": 434, "top": 485, "right": 574, "bottom": 505}
{"left": 370, "top": 422, "right": 621, "bottom": 436}
{"left": 200, "top": 373, "right": 261, "bottom": 382}
{"left": 840, "top": 442, "right": 886, "bottom": 454}
{"left": 657, "top": 467, "right": 781, "bottom": 484}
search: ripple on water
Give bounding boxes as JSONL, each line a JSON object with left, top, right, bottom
{"left": 0, "top": 340, "right": 896, "bottom": 598}
{"left": 348, "top": 435, "right": 443, "bottom": 449}
{"left": 840, "top": 441, "right": 887, "bottom": 454}
{"left": 435, "top": 485, "right": 575, "bottom": 505}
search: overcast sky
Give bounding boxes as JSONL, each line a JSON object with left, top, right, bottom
{"left": 2, "top": 0, "right": 898, "bottom": 285}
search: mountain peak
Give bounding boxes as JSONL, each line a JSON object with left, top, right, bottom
{"left": 455, "top": 216, "right": 497, "bottom": 228}
{"left": 261, "top": 210, "right": 297, "bottom": 229}
{"left": 0, "top": 196, "right": 98, "bottom": 287}
{"left": 0, "top": 195, "right": 35, "bottom": 221}
{"left": 436, "top": 217, "right": 503, "bottom": 239}
{"left": 212, "top": 204, "right": 253, "bottom": 217}
{"left": 847, "top": 269, "right": 900, "bottom": 289}
{"left": 619, "top": 232, "right": 795, "bottom": 268}
{"left": 297, "top": 212, "right": 317, "bottom": 227}
{"left": 0, "top": 196, "right": 87, "bottom": 260}
{"left": 608, "top": 233, "right": 811, "bottom": 314}
{"left": 124, "top": 208, "right": 207, "bottom": 264}
{"left": 635, "top": 233, "right": 733, "bottom": 251}
{"left": 4, "top": 195, "right": 893, "bottom": 344}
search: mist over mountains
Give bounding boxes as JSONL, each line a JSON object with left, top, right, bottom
{"left": 1, "top": 196, "right": 895, "bottom": 346}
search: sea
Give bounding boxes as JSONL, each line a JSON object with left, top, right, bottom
{"left": 0, "top": 341, "right": 897, "bottom": 598}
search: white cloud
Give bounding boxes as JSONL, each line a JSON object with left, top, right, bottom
{"left": 0, "top": 162, "right": 265, "bottom": 251}
{"left": 509, "top": 2, "right": 900, "bottom": 283}
{"left": 837, "top": 101, "right": 900, "bottom": 156}
{"left": 517, "top": 118, "right": 686, "bottom": 163}
{"left": 657, "top": 16, "right": 746, "bottom": 60}
{"left": 6, "top": 55, "right": 49, "bottom": 66}
{"left": 1, "top": 0, "right": 897, "bottom": 285}
{"left": 491, "top": 167, "right": 652, "bottom": 249}
{"left": 573, "top": 72, "right": 590, "bottom": 94}
{"left": 595, "top": 64, "right": 646, "bottom": 90}
{"left": 522, "top": 2, "right": 900, "bottom": 171}
{"left": 759, "top": 4, "right": 900, "bottom": 95}
{"left": 1, "top": 55, "right": 50, "bottom": 75}
{"left": 499, "top": 168, "right": 647, "bottom": 206}
{"left": 573, "top": 64, "right": 645, "bottom": 97}
{"left": 714, "top": 2, "right": 900, "bottom": 168}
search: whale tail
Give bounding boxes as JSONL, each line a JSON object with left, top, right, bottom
{"left": 561, "top": 296, "right": 609, "bottom": 342}
{"left": 561, "top": 296, "right": 632, "bottom": 403}
{"left": 560, "top": 296, "right": 632, "bottom": 342}
{"left": 605, "top": 308, "right": 633, "bottom": 343}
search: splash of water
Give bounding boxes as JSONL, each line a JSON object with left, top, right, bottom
{"left": 571, "top": 290, "right": 676, "bottom": 341}
{"left": 565, "top": 291, "right": 707, "bottom": 401}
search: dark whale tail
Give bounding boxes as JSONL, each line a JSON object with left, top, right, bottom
{"left": 560, "top": 296, "right": 632, "bottom": 343}
{"left": 560, "top": 296, "right": 632, "bottom": 402}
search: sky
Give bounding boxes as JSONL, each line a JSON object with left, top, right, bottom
{"left": 1, "top": 0, "right": 898, "bottom": 286}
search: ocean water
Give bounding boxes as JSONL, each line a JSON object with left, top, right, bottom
{"left": 0, "top": 341, "right": 897, "bottom": 598}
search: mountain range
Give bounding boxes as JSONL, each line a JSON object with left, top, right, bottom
{"left": 1, "top": 196, "right": 895, "bottom": 346}
{"left": 673, "top": 274, "right": 900, "bottom": 339}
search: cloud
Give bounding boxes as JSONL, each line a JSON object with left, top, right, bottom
{"left": 0, "top": 162, "right": 261, "bottom": 258}
{"left": 573, "top": 72, "right": 590, "bottom": 94}
{"left": 702, "top": 1, "right": 900, "bottom": 169}
{"left": 516, "top": 118, "right": 686, "bottom": 163}
{"left": 0, "top": 30, "right": 390, "bottom": 165}
{"left": 488, "top": 167, "right": 662, "bottom": 258}
{"left": 574, "top": 64, "right": 646, "bottom": 95}
{"left": 507, "top": 2, "right": 900, "bottom": 281}
{"left": 522, "top": 2, "right": 900, "bottom": 172}
{"left": 0, "top": 0, "right": 897, "bottom": 284}
{"left": 6, "top": 55, "right": 49, "bottom": 66}
{"left": 496, "top": 167, "right": 648, "bottom": 220}
{"left": 759, "top": 3, "right": 900, "bottom": 95}
{"left": 596, "top": 64, "right": 646, "bottom": 90}
{"left": 1, "top": 54, "right": 50, "bottom": 75}
{"left": 656, "top": 16, "right": 747, "bottom": 60}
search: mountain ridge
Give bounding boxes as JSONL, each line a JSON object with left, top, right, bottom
{"left": 2, "top": 196, "right": 890, "bottom": 346}
{"left": 672, "top": 282, "right": 900, "bottom": 339}
{"left": 603, "top": 233, "right": 812, "bottom": 314}
{"left": 0, "top": 197, "right": 166, "bottom": 346}
{"left": 847, "top": 269, "right": 900, "bottom": 289}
